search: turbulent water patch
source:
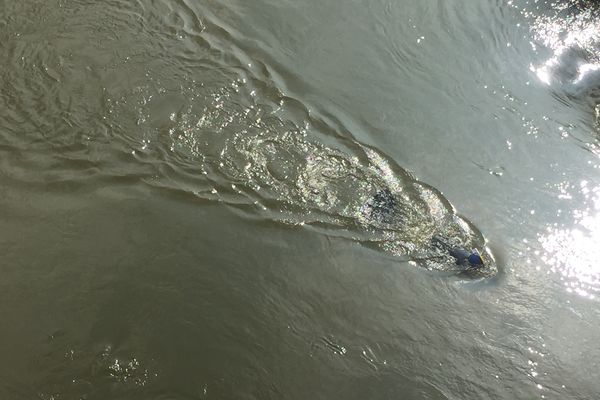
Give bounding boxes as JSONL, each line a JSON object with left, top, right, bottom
{"left": 0, "top": 0, "right": 495, "bottom": 276}
{"left": 513, "top": 0, "right": 600, "bottom": 110}
{"left": 106, "top": 74, "right": 495, "bottom": 275}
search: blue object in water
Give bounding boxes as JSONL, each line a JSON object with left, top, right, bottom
{"left": 449, "top": 247, "right": 470, "bottom": 262}
{"left": 467, "top": 251, "right": 484, "bottom": 267}
{"left": 449, "top": 247, "right": 484, "bottom": 268}
{"left": 432, "top": 235, "right": 485, "bottom": 268}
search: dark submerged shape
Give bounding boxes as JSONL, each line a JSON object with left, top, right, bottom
{"left": 362, "top": 188, "right": 494, "bottom": 276}
{"left": 448, "top": 247, "right": 484, "bottom": 268}
{"left": 428, "top": 234, "right": 492, "bottom": 276}
{"left": 365, "top": 188, "right": 398, "bottom": 224}
{"left": 94, "top": 14, "right": 496, "bottom": 277}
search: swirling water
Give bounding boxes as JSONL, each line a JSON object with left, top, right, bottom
{"left": 0, "top": 0, "right": 599, "bottom": 399}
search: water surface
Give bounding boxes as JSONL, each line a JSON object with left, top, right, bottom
{"left": 1, "top": 0, "right": 599, "bottom": 398}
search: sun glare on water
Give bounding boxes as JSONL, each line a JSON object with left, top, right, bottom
{"left": 539, "top": 181, "right": 600, "bottom": 299}
{"left": 524, "top": 1, "right": 600, "bottom": 86}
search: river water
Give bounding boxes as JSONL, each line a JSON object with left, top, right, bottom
{"left": 1, "top": 0, "right": 599, "bottom": 398}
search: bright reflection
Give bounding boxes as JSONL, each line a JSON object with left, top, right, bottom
{"left": 538, "top": 181, "right": 600, "bottom": 299}
{"left": 574, "top": 63, "right": 600, "bottom": 84}
{"left": 522, "top": 1, "right": 600, "bottom": 87}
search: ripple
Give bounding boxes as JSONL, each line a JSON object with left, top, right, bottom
{"left": 538, "top": 180, "right": 600, "bottom": 299}
{"left": 513, "top": 0, "right": 600, "bottom": 96}
{"left": 0, "top": 0, "right": 496, "bottom": 276}
{"left": 34, "top": 342, "right": 156, "bottom": 400}
{"left": 107, "top": 66, "right": 495, "bottom": 275}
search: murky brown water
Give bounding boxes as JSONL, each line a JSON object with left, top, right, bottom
{"left": 1, "top": 0, "right": 599, "bottom": 398}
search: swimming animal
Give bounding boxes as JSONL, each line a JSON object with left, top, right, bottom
{"left": 117, "top": 71, "right": 495, "bottom": 276}
{"left": 431, "top": 234, "right": 486, "bottom": 270}
{"left": 364, "top": 188, "right": 488, "bottom": 271}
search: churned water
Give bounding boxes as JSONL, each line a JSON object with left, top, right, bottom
{"left": 1, "top": 0, "right": 599, "bottom": 398}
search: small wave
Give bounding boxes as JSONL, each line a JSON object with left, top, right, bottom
{"left": 514, "top": 0, "right": 600, "bottom": 99}
{"left": 0, "top": 0, "right": 496, "bottom": 276}
{"left": 107, "top": 69, "right": 495, "bottom": 275}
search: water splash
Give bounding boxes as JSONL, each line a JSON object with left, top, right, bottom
{"left": 108, "top": 74, "right": 495, "bottom": 275}
{"left": 514, "top": 0, "right": 600, "bottom": 95}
